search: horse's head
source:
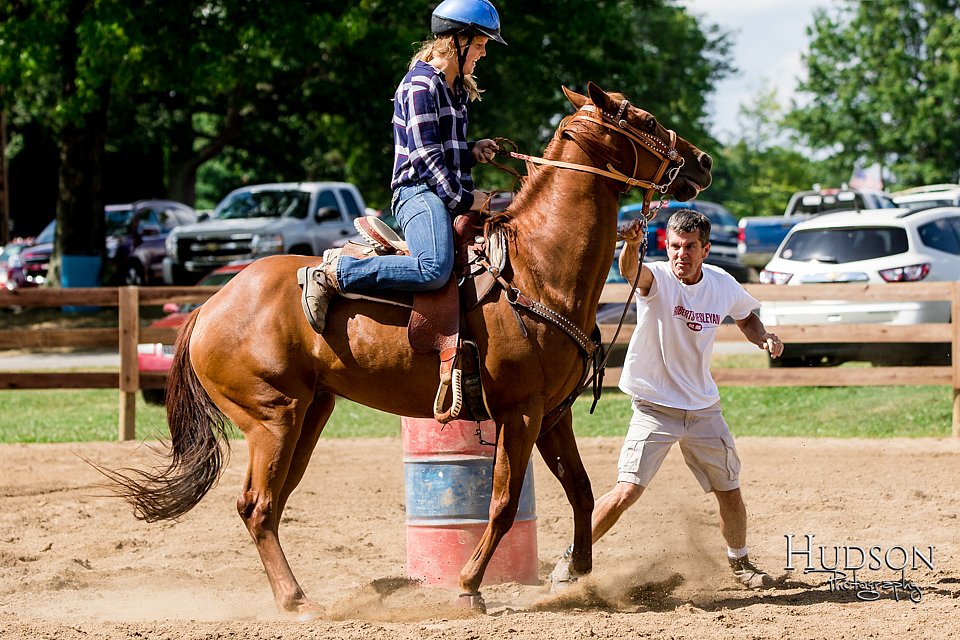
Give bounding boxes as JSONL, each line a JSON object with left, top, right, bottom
{"left": 561, "top": 82, "right": 712, "bottom": 203}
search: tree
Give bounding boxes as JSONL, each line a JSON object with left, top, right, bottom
{"left": 787, "top": 0, "right": 960, "bottom": 187}
{"left": 709, "top": 87, "right": 839, "bottom": 218}
{"left": 188, "top": 0, "right": 737, "bottom": 209}
{"left": 0, "top": 0, "right": 146, "bottom": 285}
{"left": 2, "top": 0, "right": 735, "bottom": 267}
{"left": 472, "top": 0, "right": 733, "bottom": 194}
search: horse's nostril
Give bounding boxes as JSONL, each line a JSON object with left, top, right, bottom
{"left": 699, "top": 153, "right": 714, "bottom": 172}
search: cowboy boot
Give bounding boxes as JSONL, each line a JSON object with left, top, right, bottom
{"left": 297, "top": 249, "right": 342, "bottom": 334}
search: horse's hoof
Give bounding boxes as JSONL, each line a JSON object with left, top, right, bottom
{"left": 548, "top": 546, "right": 583, "bottom": 594}
{"left": 295, "top": 602, "right": 325, "bottom": 622}
{"left": 458, "top": 592, "right": 486, "bottom": 614}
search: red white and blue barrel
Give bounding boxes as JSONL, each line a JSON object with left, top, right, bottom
{"left": 401, "top": 417, "right": 538, "bottom": 587}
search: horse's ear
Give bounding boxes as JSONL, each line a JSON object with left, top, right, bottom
{"left": 562, "top": 85, "right": 588, "bottom": 109}
{"left": 586, "top": 82, "right": 613, "bottom": 110}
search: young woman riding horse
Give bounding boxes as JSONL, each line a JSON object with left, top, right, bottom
{"left": 299, "top": 0, "right": 505, "bottom": 334}
{"left": 107, "top": 81, "right": 712, "bottom": 617}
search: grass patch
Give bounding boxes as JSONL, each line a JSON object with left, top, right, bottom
{"left": 573, "top": 385, "right": 951, "bottom": 438}
{"left": 720, "top": 385, "right": 951, "bottom": 438}
{"left": 0, "top": 390, "right": 170, "bottom": 443}
{"left": 0, "top": 383, "right": 951, "bottom": 443}
{"left": 0, "top": 389, "right": 403, "bottom": 443}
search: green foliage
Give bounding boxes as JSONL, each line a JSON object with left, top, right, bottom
{"left": 706, "top": 87, "right": 848, "bottom": 218}
{"left": 0, "top": 0, "right": 143, "bottom": 130}
{"left": 3, "top": 0, "right": 735, "bottom": 214}
{"left": 786, "top": 0, "right": 960, "bottom": 186}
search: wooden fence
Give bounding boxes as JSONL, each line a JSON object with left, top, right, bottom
{"left": 2, "top": 282, "right": 959, "bottom": 439}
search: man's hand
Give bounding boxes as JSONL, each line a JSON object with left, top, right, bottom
{"left": 759, "top": 332, "right": 784, "bottom": 358}
{"left": 473, "top": 139, "right": 499, "bottom": 163}
{"left": 617, "top": 218, "right": 645, "bottom": 244}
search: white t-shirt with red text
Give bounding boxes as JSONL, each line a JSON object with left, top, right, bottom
{"left": 618, "top": 261, "right": 760, "bottom": 410}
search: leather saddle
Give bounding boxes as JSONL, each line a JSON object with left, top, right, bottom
{"left": 339, "top": 213, "right": 508, "bottom": 423}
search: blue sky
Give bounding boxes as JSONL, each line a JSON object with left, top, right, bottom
{"left": 678, "top": 0, "right": 829, "bottom": 142}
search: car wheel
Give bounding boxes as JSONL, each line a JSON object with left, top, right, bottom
{"left": 142, "top": 388, "right": 166, "bottom": 405}
{"left": 123, "top": 262, "right": 145, "bottom": 286}
{"left": 768, "top": 355, "right": 842, "bottom": 368}
{"left": 768, "top": 356, "right": 805, "bottom": 368}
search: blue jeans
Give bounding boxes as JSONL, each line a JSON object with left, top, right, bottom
{"left": 337, "top": 183, "right": 455, "bottom": 292}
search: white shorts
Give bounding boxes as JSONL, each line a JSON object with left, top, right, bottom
{"left": 616, "top": 397, "right": 741, "bottom": 492}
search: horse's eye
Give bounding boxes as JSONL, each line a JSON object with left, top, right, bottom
{"left": 647, "top": 119, "right": 658, "bottom": 131}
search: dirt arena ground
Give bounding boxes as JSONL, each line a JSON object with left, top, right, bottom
{"left": 1, "top": 433, "right": 958, "bottom": 639}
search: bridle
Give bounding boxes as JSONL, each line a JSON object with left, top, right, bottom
{"left": 482, "top": 98, "right": 690, "bottom": 430}
{"left": 496, "top": 98, "right": 685, "bottom": 220}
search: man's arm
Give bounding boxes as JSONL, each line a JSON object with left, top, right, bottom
{"left": 618, "top": 219, "right": 654, "bottom": 295}
{"left": 734, "top": 312, "right": 784, "bottom": 358}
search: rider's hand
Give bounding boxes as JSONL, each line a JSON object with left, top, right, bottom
{"left": 472, "top": 139, "right": 499, "bottom": 164}
{"left": 617, "top": 218, "right": 645, "bottom": 245}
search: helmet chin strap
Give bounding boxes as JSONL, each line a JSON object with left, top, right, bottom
{"left": 451, "top": 33, "right": 474, "bottom": 102}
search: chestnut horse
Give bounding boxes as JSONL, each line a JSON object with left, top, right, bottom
{"left": 109, "top": 82, "right": 712, "bottom": 617}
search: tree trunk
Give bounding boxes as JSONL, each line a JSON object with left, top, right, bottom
{"left": 49, "top": 93, "right": 109, "bottom": 287}
{"left": 166, "top": 114, "right": 199, "bottom": 206}
{"left": 165, "top": 90, "right": 245, "bottom": 208}
{"left": 48, "top": 0, "right": 108, "bottom": 287}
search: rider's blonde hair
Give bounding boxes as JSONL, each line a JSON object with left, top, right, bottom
{"left": 410, "top": 35, "right": 483, "bottom": 102}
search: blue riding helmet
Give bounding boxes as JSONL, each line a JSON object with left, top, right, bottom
{"left": 431, "top": 0, "right": 507, "bottom": 45}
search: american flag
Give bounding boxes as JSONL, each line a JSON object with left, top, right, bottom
{"left": 849, "top": 163, "right": 884, "bottom": 191}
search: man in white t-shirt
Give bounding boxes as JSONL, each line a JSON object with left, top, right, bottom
{"left": 551, "top": 209, "right": 785, "bottom": 592}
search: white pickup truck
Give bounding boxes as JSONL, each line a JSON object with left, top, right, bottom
{"left": 163, "top": 182, "right": 366, "bottom": 285}
{"left": 737, "top": 186, "right": 898, "bottom": 273}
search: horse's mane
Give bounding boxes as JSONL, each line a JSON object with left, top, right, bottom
{"left": 486, "top": 115, "right": 575, "bottom": 231}
{"left": 485, "top": 100, "right": 623, "bottom": 232}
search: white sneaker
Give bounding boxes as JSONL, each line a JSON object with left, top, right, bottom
{"left": 729, "top": 555, "right": 775, "bottom": 589}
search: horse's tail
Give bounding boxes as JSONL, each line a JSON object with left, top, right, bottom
{"left": 105, "top": 309, "right": 231, "bottom": 522}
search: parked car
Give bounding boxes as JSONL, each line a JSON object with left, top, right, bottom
{"left": 163, "top": 182, "right": 366, "bottom": 285}
{"left": 138, "top": 259, "right": 253, "bottom": 404}
{"left": 617, "top": 199, "right": 751, "bottom": 283}
{"left": 758, "top": 206, "right": 960, "bottom": 367}
{"left": 104, "top": 200, "right": 198, "bottom": 284}
{"left": 0, "top": 236, "right": 35, "bottom": 290}
{"left": 15, "top": 200, "right": 197, "bottom": 288}
{"left": 892, "top": 183, "right": 960, "bottom": 211}
{"left": 17, "top": 220, "right": 56, "bottom": 288}
{"left": 737, "top": 185, "right": 899, "bottom": 273}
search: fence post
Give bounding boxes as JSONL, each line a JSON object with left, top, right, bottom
{"left": 118, "top": 286, "right": 139, "bottom": 441}
{"left": 952, "top": 283, "right": 960, "bottom": 438}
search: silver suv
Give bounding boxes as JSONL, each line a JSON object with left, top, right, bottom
{"left": 163, "top": 182, "right": 365, "bottom": 285}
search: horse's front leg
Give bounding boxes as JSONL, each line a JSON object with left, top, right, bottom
{"left": 536, "top": 407, "right": 594, "bottom": 589}
{"left": 458, "top": 405, "right": 541, "bottom": 612}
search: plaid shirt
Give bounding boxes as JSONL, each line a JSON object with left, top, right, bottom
{"left": 391, "top": 61, "right": 476, "bottom": 213}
